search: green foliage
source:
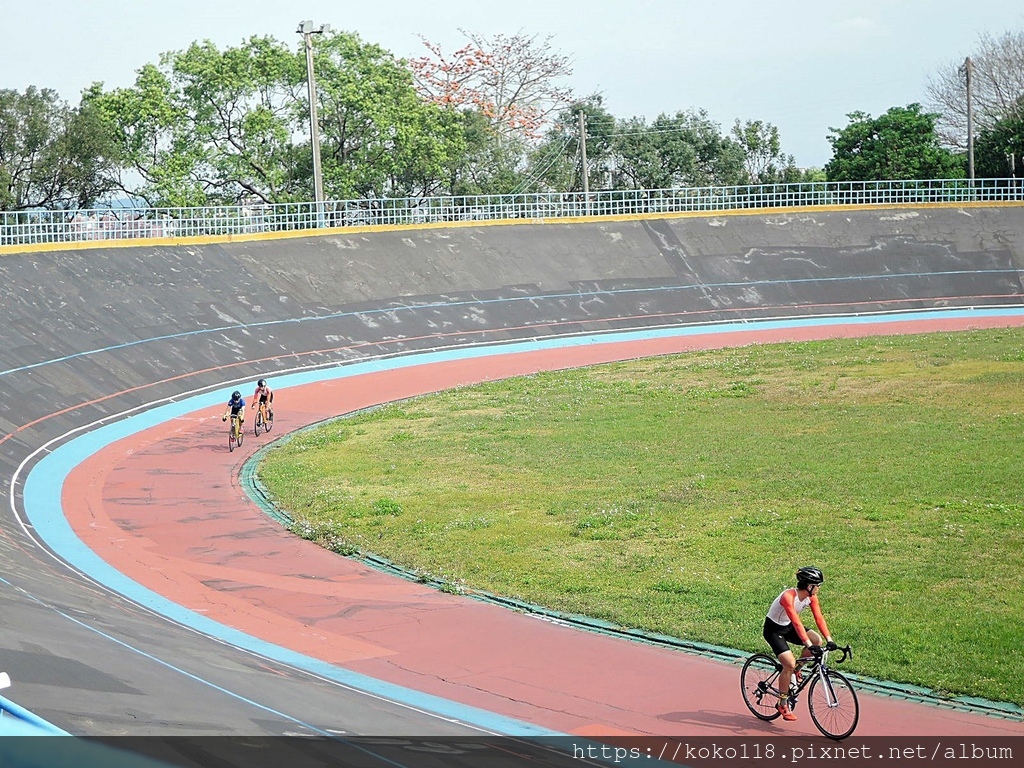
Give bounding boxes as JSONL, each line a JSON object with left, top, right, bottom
{"left": 62, "top": 84, "right": 124, "bottom": 208}
{"left": 527, "top": 95, "right": 617, "bottom": 193}
{"left": 312, "top": 32, "right": 466, "bottom": 199}
{"left": 974, "top": 101, "right": 1024, "bottom": 178}
{"left": 91, "top": 32, "right": 466, "bottom": 205}
{"left": 0, "top": 85, "right": 117, "bottom": 209}
{"left": 0, "top": 86, "right": 61, "bottom": 208}
{"left": 260, "top": 328, "right": 1024, "bottom": 704}
{"left": 96, "top": 37, "right": 304, "bottom": 207}
{"left": 780, "top": 166, "right": 827, "bottom": 183}
{"left": 371, "top": 498, "right": 403, "bottom": 516}
{"left": 91, "top": 64, "right": 193, "bottom": 206}
{"left": 825, "top": 104, "right": 966, "bottom": 182}
{"left": 445, "top": 110, "right": 533, "bottom": 195}
{"left": 16, "top": 25, "right": 987, "bottom": 207}
{"left": 731, "top": 119, "right": 798, "bottom": 184}
{"left": 614, "top": 110, "right": 746, "bottom": 189}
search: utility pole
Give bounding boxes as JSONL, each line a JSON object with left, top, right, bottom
{"left": 961, "top": 56, "right": 975, "bottom": 181}
{"left": 578, "top": 110, "right": 590, "bottom": 215}
{"left": 298, "top": 20, "right": 331, "bottom": 226}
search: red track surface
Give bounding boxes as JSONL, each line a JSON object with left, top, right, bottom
{"left": 64, "top": 319, "right": 1024, "bottom": 738}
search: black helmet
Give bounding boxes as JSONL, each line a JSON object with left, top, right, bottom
{"left": 796, "top": 566, "right": 824, "bottom": 587}
{"left": 231, "top": 390, "right": 241, "bottom": 400}
{"left": 258, "top": 379, "right": 266, "bottom": 387}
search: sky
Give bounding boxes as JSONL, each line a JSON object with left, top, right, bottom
{"left": 2, "top": 0, "right": 1022, "bottom": 169}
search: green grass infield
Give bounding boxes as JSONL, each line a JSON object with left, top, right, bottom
{"left": 257, "top": 327, "right": 1024, "bottom": 706}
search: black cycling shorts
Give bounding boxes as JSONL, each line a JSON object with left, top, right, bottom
{"left": 763, "top": 617, "right": 803, "bottom": 657}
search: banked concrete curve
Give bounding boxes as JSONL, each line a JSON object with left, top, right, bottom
{"left": 2, "top": 204, "right": 1024, "bottom": 742}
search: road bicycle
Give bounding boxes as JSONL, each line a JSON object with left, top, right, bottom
{"left": 228, "top": 413, "right": 244, "bottom": 451}
{"left": 254, "top": 401, "right": 274, "bottom": 436}
{"left": 740, "top": 644, "right": 859, "bottom": 740}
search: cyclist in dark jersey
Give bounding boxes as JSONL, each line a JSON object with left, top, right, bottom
{"left": 763, "top": 566, "right": 837, "bottom": 721}
{"left": 222, "top": 390, "right": 245, "bottom": 426}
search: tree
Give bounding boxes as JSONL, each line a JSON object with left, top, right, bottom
{"left": 525, "top": 95, "right": 616, "bottom": 193}
{"left": 406, "top": 29, "right": 576, "bottom": 196}
{"left": 1, "top": 87, "right": 59, "bottom": 208}
{"left": 93, "top": 32, "right": 466, "bottom": 206}
{"left": 95, "top": 38, "right": 302, "bottom": 207}
{"left": 974, "top": 105, "right": 1024, "bottom": 178}
{"left": 927, "top": 29, "right": 1024, "bottom": 150}
{"left": 310, "top": 32, "right": 465, "bottom": 199}
{"left": 409, "top": 29, "right": 574, "bottom": 142}
{"left": 60, "top": 85, "right": 124, "bottom": 208}
{"left": 613, "top": 110, "right": 745, "bottom": 189}
{"left": 731, "top": 119, "right": 797, "bottom": 184}
{"left": 0, "top": 86, "right": 116, "bottom": 209}
{"left": 778, "top": 165, "right": 827, "bottom": 184}
{"left": 171, "top": 36, "right": 304, "bottom": 203}
{"left": 434, "top": 108, "right": 530, "bottom": 195}
{"left": 824, "top": 104, "right": 965, "bottom": 182}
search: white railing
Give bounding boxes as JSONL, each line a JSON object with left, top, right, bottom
{"left": 1, "top": 179, "right": 1021, "bottom": 247}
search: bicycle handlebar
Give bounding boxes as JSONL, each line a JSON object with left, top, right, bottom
{"left": 829, "top": 644, "right": 852, "bottom": 664}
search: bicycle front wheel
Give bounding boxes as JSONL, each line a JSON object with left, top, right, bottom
{"left": 228, "top": 429, "right": 235, "bottom": 452}
{"left": 808, "top": 670, "right": 859, "bottom": 740}
{"left": 254, "top": 411, "right": 263, "bottom": 436}
{"left": 740, "top": 653, "right": 782, "bottom": 721}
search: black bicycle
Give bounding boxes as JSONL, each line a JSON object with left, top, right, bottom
{"left": 740, "top": 644, "right": 859, "bottom": 740}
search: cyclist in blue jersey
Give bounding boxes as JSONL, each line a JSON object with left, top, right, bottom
{"left": 222, "top": 390, "right": 245, "bottom": 426}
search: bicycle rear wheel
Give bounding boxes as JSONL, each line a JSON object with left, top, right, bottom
{"left": 808, "top": 670, "right": 859, "bottom": 740}
{"left": 236, "top": 422, "right": 244, "bottom": 447}
{"left": 265, "top": 408, "right": 274, "bottom": 432}
{"left": 740, "top": 653, "right": 782, "bottom": 721}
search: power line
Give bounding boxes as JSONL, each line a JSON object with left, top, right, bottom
{"left": 508, "top": 134, "right": 575, "bottom": 195}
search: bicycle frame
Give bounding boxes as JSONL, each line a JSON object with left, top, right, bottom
{"left": 741, "top": 644, "right": 857, "bottom": 740}
{"left": 228, "top": 413, "right": 243, "bottom": 447}
{"left": 788, "top": 645, "right": 852, "bottom": 702}
{"left": 811, "top": 657, "right": 841, "bottom": 708}
{"left": 748, "top": 647, "right": 841, "bottom": 703}
{"left": 253, "top": 400, "right": 273, "bottom": 436}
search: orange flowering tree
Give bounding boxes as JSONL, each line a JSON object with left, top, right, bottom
{"left": 409, "top": 30, "right": 575, "bottom": 141}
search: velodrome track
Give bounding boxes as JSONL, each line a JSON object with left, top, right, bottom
{"left": 2, "top": 206, "right": 1024, "bottom": 755}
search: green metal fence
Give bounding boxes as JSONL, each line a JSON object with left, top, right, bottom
{"left": 2, "top": 179, "right": 1021, "bottom": 247}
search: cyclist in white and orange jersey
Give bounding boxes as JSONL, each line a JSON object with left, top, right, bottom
{"left": 763, "top": 566, "right": 838, "bottom": 722}
{"left": 252, "top": 378, "right": 274, "bottom": 420}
